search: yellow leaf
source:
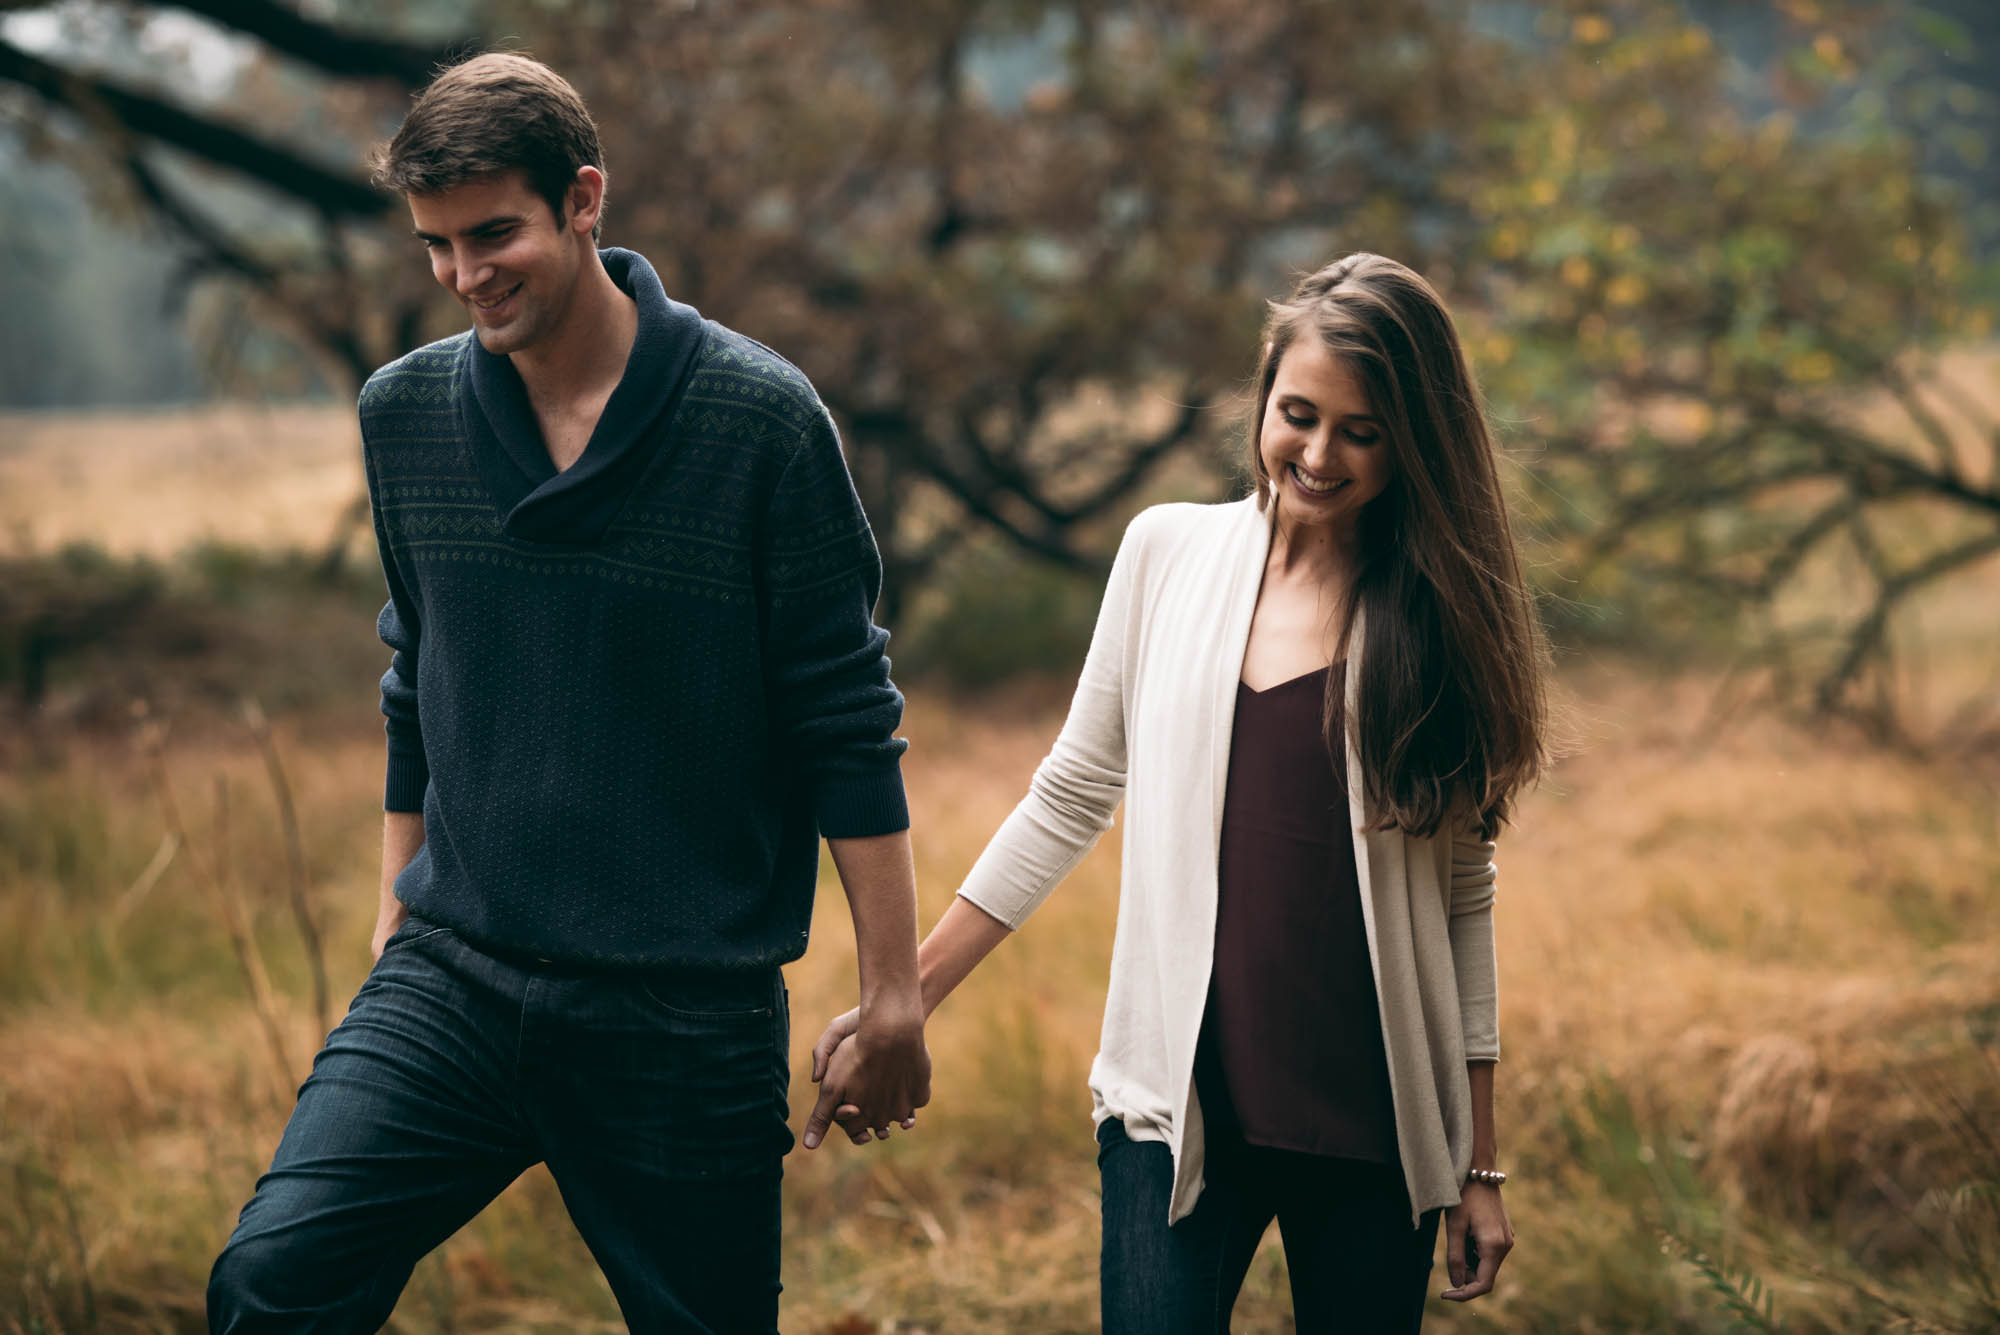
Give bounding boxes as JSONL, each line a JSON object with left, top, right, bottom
{"left": 1606, "top": 274, "right": 1647, "bottom": 307}
{"left": 1573, "top": 15, "right": 1613, "bottom": 45}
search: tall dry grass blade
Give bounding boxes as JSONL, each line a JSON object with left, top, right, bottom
{"left": 104, "top": 828, "right": 179, "bottom": 938}
{"left": 870, "top": 1159, "right": 949, "bottom": 1248}
{"left": 243, "top": 697, "right": 329, "bottom": 1036}
{"left": 52, "top": 1171, "right": 97, "bottom": 1334}
{"left": 140, "top": 728, "right": 294, "bottom": 1096}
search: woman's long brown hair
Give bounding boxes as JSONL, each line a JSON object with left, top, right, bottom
{"left": 1247, "top": 254, "right": 1548, "bottom": 839}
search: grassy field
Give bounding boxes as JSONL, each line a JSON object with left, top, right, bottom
{"left": 2, "top": 402, "right": 1997, "bottom": 1333}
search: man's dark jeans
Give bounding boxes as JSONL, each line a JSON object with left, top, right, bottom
{"left": 208, "top": 916, "right": 793, "bottom": 1334}
{"left": 1097, "top": 1117, "right": 1441, "bottom": 1334}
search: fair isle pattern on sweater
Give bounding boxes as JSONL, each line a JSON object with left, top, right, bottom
{"left": 361, "top": 322, "right": 908, "bottom": 970}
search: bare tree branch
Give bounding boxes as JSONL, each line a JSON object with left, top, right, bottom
{"left": 123, "top": 150, "right": 276, "bottom": 284}
{"left": 1814, "top": 530, "right": 2000, "bottom": 713}
{"left": 0, "top": 35, "right": 385, "bottom": 215}
{"left": 1807, "top": 416, "right": 2000, "bottom": 517}
{"left": 162, "top": 0, "right": 456, "bottom": 87}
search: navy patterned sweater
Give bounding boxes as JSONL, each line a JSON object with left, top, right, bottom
{"left": 361, "top": 248, "right": 908, "bottom": 968}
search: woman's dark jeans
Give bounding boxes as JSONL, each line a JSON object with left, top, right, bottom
{"left": 1098, "top": 1118, "right": 1440, "bottom": 1334}
{"left": 207, "top": 916, "right": 793, "bottom": 1334}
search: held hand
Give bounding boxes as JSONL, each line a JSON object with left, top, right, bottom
{"left": 803, "top": 1007, "right": 868, "bottom": 1149}
{"left": 809, "top": 1007, "right": 862, "bottom": 1085}
{"left": 1441, "top": 1181, "right": 1514, "bottom": 1302}
{"left": 803, "top": 1034, "right": 873, "bottom": 1149}
{"left": 802, "top": 1011, "right": 929, "bottom": 1150}
{"left": 369, "top": 902, "right": 410, "bottom": 962}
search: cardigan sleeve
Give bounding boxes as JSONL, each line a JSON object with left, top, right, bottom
{"left": 954, "top": 511, "right": 1149, "bottom": 929}
{"left": 1446, "top": 829, "right": 1500, "bottom": 1062}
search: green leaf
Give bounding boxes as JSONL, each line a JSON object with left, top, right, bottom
{"left": 1911, "top": 7, "right": 1976, "bottom": 62}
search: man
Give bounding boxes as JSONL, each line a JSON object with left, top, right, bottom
{"left": 207, "top": 53, "right": 929, "bottom": 1334}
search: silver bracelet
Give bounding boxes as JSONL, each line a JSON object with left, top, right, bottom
{"left": 1465, "top": 1167, "right": 1507, "bottom": 1188}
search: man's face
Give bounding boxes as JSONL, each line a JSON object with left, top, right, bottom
{"left": 409, "top": 171, "right": 587, "bottom": 357}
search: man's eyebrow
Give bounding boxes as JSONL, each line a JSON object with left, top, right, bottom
{"left": 412, "top": 214, "right": 526, "bottom": 242}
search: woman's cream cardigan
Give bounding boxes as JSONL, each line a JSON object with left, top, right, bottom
{"left": 956, "top": 495, "right": 1501, "bottom": 1226}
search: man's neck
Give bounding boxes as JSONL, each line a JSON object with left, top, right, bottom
{"left": 511, "top": 250, "right": 638, "bottom": 410}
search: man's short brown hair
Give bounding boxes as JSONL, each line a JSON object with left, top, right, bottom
{"left": 371, "top": 53, "right": 606, "bottom": 240}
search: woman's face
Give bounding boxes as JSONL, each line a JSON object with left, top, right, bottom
{"left": 1258, "top": 337, "right": 1393, "bottom": 540}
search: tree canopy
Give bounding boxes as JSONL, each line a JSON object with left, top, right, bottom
{"left": 2, "top": 0, "right": 1992, "bottom": 720}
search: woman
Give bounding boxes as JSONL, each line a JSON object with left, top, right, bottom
{"left": 809, "top": 254, "right": 1548, "bottom": 1331}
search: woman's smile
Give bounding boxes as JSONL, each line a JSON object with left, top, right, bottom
{"left": 1288, "top": 463, "right": 1351, "bottom": 495}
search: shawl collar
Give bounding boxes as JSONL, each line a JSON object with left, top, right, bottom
{"left": 458, "top": 247, "right": 710, "bottom": 545}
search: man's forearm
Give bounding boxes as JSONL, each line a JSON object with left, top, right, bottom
{"left": 378, "top": 810, "right": 425, "bottom": 925}
{"left": 825, "top": 831, "right": 923, "bottom": 1024}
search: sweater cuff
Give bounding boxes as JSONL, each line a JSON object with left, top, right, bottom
{"left": 384, "top": 749, "right": 430, "bottom": 813}
{"left": 814, "top": 767, "right": 910, "bottom": 839}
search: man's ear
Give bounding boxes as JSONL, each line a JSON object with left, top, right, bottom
{"left": 564, "top": 165, "right": 607, "bottom": 237}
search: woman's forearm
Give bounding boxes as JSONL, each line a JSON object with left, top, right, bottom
{"left": 917, "top": 895, "right": 1014, "bottom": 1017}
{"left": 1467, "top": 1059, "right": 1499, "bottom": 1172}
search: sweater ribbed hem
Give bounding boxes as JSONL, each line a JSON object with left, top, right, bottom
{"left": 384, "top": 751, "right": 430, "bottom": 813}
{"left": 814, "top": 768, "right": 910, "bottom": 838}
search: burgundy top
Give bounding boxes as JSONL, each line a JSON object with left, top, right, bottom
{"left": 1193, "top": 664, "right": 1400, "bottom": 1165}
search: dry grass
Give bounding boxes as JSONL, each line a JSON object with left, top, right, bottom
{"left": 0, "top": 403, "right": 363, "bottom": 560}
{"left": 2, "top": 393, "right": 1997, "bottom": 1332}
{"left": 3, "top": 667, "right": 1996, "bottom": 1333}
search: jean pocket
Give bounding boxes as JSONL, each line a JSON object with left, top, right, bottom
{"left": 381, "top": 915, "right": 450, "bottom": 954}
{"left": 637, "top": 969, "right": 779, "bottom": 1023}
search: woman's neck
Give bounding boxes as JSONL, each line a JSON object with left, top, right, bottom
{"left": 1270, "top": 508, "right": 1360, "bottom": 583}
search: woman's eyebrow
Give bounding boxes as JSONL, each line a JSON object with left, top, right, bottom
{"left": 1281, "top": 391, "right": 1381, "bottom": 424}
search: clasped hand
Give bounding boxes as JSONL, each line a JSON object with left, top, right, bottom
{"left": 1440, "top": 1180, "right": 1514, "bottom": 1302}
{"left": 801, "top": 1006, "right": 931, "bottom": 1150}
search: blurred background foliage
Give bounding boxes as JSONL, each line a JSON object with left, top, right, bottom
{"left": 1, "top": 0, "right": 1994, "bottom": 721}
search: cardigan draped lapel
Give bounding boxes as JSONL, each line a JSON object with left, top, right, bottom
{"left": 1204, "top": 500, "right": 1275, "bottom": 869}
{"left": 457, "top": 247, "right": 710, "bottom": 546}
{"left": 1344, "top": 603, "right": 1466, "bottom": 1218}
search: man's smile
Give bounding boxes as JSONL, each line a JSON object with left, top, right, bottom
{"left": 470, "top": 283, "right": 522, "bottom": 312}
